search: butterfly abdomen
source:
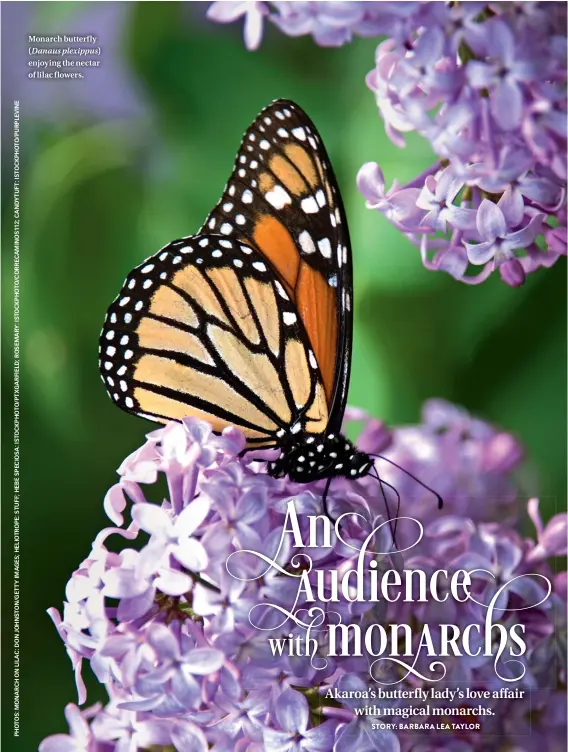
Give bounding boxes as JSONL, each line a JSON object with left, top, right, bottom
{"left": 267, "top": 432, "right": 373, "bottom": 483}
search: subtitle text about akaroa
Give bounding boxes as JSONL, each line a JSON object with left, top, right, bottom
{"left": 27, "top": 35, "right": 100, "bottom": 80}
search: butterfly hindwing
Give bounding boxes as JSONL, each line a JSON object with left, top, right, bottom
{"left": 99, "top": 234, "right": 329, "bottom": 446}
{"left": 201, "top": 99, "right": 353, "bottom": 433}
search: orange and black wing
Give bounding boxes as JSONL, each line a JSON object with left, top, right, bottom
{"left": 200, "top": 99, "right": 353, "bottom": 433}
{"left": 99, "top": 235, "right": 329, "bottom": 446}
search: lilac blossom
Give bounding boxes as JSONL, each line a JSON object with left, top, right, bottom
{"left": 207, "top": 2, "right": 419, "bottom": 50}
{"left": 207, "top": 1, "right": 567, "bottom": 286}
{"left": 359, "top": 4, "right": 567, "bottom": 285}
{"left": 415, "top": 167, "right": 476, "bottom": 233}
{"left": 263, "top": 689, "right": 337, "bottom": 751}
{"left": 464, "top": 196, "right": 544, "bottom": 267}
{"left": 206, "top": 2, "right": 267, "bottom": 51}
{"left": 41, "top": 412, "right": 566, "bottom": 751}
{"left": 38, "top": 703, "right": 99, "bottom": 752}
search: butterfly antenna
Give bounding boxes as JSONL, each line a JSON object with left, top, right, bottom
{"left": 369, "top": 454, "right": 444, "bottom": 510}
{"left": 370, "top": 464, "right": 399, "bottom": 549}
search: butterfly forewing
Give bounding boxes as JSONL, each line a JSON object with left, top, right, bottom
{"left": 200, "top": 99, "right": 353, "bottom": 432}
{"left": 99, "top": 234, "right": 329, "bottom": 446}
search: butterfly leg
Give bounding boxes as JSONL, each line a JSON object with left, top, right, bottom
{"left": 321, "top": 475, "right": 333, "bottom": 519}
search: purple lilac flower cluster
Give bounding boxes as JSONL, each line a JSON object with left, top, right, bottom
{"left": 207, "top": 2, "right": 567, "bottom": 286}
{"left": 206, "top": 2, "right": 420, "bottom": 50}
{"left": 41, "top": 403, "right": 566, "bottom": 752}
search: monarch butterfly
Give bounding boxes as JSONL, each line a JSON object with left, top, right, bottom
{"left": 99, "top": 99, "right": 441, "bottom": 509}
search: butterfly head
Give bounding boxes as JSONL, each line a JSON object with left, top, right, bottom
{"left": 267, "top": 431, "right": 373, "bottom": 484}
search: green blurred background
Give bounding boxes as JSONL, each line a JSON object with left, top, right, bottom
{"left": 1, "top": 2, "right": 566, "bottom": 748}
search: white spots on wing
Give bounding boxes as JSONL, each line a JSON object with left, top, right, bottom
{"left": 124, "top": 349, "right": 134, "bottom": 360}
{"left": 283, "top": 311, "right": 297, "bottom": 326}
{"left": 106, "top": 345, "right": 116, "bottom": 356}
{"left": 337, "top": 245, "right": 343, "bottom": 267}
{"left": 343, "top": 245, "right": 348, "bottom": 265}
{"left": 308, "top": 350, "right": 318, "bottom": 369}
{"left": 330, "top": 213, "right": 336, "bottom": 227}
{"left": 199, "top": 238, "right": 209, "bottom": 247}
{"left": 308, "top": 136, "right": 317, "bottom": 149}
{"left": 335, "top": 208, "right": 341, "bottom": 224}
{"left": 141, "top": 264, "right": 154, "bottom": 273}
{"left": 127, "top": 280, "right": 136, "bottom": 290}
{"left": 219, "top": 239, "right": 233, "bottom": 248}
{"left": 242, "top": 189, "right": 253, "bottom": 204}
{"left": 251, "top": 180, "right": 257, "bottom": 188}
{"left": 292, "top": 127, "right": 306, "bottom": 141}
{"left": 248, "top": 133, "right": 256, "bottom": 141}
{"left": 250, "top": 160, "right": 258, "bottom": 169}
{"left": 328, "top": 274, "right": 338, "bottom": 287}
{"left": 284, "top": 108, "right": 292, "bottom": 117}
{"left": 275, "top": 281, "right": 288, "bottom": 300}
{"left": 106, "top": 330, "right": 115, "bottom": 340}
{"left": 106, "top": 377, "right": 114, "bottom": 386}
{"left": 346, "top": 292, "right": 351, "bottom": 311}
{"left": 125, "top": 397, "right": 134, "bottom": 408}
{"left": 223, "top": 202, "right": 233, "bottom": 212}
{"left": 264, "top": 116, "right": 272, "bottom": 125}
{"left": 238, "top": 169, "right": 246, "bottom": 178}
{"left": 119, "top": 296, "right": 130, "bottom": 307}
{"left": 298, "top": 230, "right": 316, "bottom": 255}
{"left": 233, "top": 258, "right": 244, "bottom": 268}
{"left": 208, "top": 218, "right": 216, "bottom": 229}
{"left": 259, "top": 139, "right": 270, "bottom": 150}
{"left": 196, "top": 258, "right": 203, "bottom": 264}
{"left": 135, "top": 301, "right": 143, "bottom": 311}
{"left": 315, "top": 189, "right": 326, "bottom": 207}
{"left": 120, "top": 335, "right": 129, "bottom": 345}
{"left": 180, "top": 245, "right": 193, "bottom": 253}
{"left": 240, "top": 245, "right": 253, "bottom": 255}
{"left": 228, "top": 185, "right": 236, "bottom": 197}
{"left": 110, "top": 313, "right": 117, "bottom": 324}
{"left": 120, "top": 380, "right": 128, "bottom": 392}
{"left": 220, "top": 223, "right": 233, "bottom": 235}
{"left": 301, "top": 196, "right": 319, "bottom": 214}
{"left": 104, "top": 361, "right": 112, "bottom": 371}
{"left": 252, "top": 261, "right": 267, "bottom": 272}
{"left": 143, "top": 279, "right": 153, "bottom": 289}
{"left": 265, "top": 185, "right": 291, "bottom": 210}
{"left": 318, "top": 238, "right": 332, "bottom": 258}
{"left": 124, "top": 313, "right": 132, "bottom": 323}
{"left": 117, "top": 365, "right": 127, "bottom": 376}
{"left": 275, "top": 110, "right": 285, "bottom": 120}
{"left": 291, "top": 421, "right": 301, "bottom": 434}
{"left": 239, "top": 156, "right": 246, "bottom": 164}
{"left": 277, "top": 128, "right": 288, "bottom": 138}
{"left": 160, "top": 272, "right": 167, "bottom": 279}
{"left": 212, "top": 249, "right": 223, "bottom": 258}
{"left": 172, "top": 256, "right": 182, "bottom": 264}
{"left": 236, "top": 214, "right": 246, "bottom": 225}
